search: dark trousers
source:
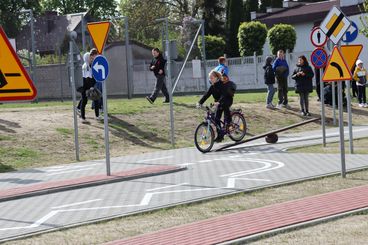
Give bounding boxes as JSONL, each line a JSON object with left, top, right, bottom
{"left": 149, "top": 75, "right": 169, "bottom": 102}
{"left": 277, "top": 76, "right": 288, "bottom": 105}
{"left": 357, "top": 85, "right": 366, "bottom": 104}
{"left": 352, "top": 80, "right": 358, "bottom": 97}
{"left": 299, "top": 92, "right": 309, "bottom": 112}
{"left": 80, "top": 90, "right": 100, "bottom": 119}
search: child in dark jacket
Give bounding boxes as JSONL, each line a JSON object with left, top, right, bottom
{"left": 197, "top": 70, "right": 234, "bottom": 142}
{"left": 292, "top": 55, "right": 314, "bottom": 116}
{"left": 264, "top": 56, "right": 276, "bottom": 109}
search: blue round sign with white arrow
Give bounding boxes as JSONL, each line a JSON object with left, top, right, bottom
{"left": 342, "top": 21, "right": 358, "bottom": 43}
{"left": 92, "top": 55, "right": 109, "bottom": 82}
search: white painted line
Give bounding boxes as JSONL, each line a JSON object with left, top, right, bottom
{"left": 44, "top": 163, "right": 100, "bottom": 172}
{"left": 30, "top": 211, "right": 59, "bottom": 228}
{"left": 146, "top": 183, "right": 189, "bottom": 192}
{"left": 46, "top": 168, "right": 94, "bottom": 176}
{"left": 137, "top": 156, "right": 173, "bottom": 163}
{"left": 198, "top": 160, "right": 213, "bottom": 163}
{"left": 235, "top": 177, "right": 271, "bottom": 182}
{"left": 178, "top": 163, "right": 197, "bottom": 167}
{"left": 52, "top": 199, "right": 102, "bottom": 209}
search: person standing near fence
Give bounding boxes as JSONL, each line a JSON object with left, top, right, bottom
{"left": 263, "top": 56, "right": 276, "bottom": 109}
{"left": 292, "top": 55, "right": 314, "bottom": 116}
{"left": 146, "top": 48, "right": 170, "bottom": 104}
{"left": 273, "top": 50, "right": 290, "bottom": 109}
{"left": 353, "top": 59, "right": 367, "bottom": 108}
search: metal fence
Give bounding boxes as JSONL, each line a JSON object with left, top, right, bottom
{"left": 132, "top": 50, "right": 314, "bottom": 95}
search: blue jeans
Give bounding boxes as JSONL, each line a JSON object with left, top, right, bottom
{"left": 266, "top": 84, "right": 275, "bottom": 104}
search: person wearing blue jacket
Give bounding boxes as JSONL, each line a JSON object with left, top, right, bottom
{"left": 272, "top": 50, "right": 290, "bottom": 109}
{"left": 215, "top": 56, "right": 229, "bottom": 78}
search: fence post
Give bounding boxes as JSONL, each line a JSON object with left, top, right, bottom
{"left": 253, "top": 51, "right": 258, "bottom": 84}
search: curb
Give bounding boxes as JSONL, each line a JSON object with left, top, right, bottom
{"left": 0, "top": 166, "right": 186, "bottom": 203}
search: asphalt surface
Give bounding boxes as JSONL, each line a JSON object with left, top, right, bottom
{"left": 0, "top": 125, "right": 368, "bottom": 242}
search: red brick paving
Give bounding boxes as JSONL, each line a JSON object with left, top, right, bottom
{"left": 0, "top": 165, "right": 182, "bottom": 200}
{"left": 105, "top": 185, "right": 368, "bottom": 245}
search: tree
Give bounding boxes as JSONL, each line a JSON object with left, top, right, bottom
{"left": 268, "top": 24, "right": 296, "bottom": 54}
{"left": 0, "top": 0, "right": 42, "bottom": 38}
{"left": 41, "top": 0, "right": 117, "bottom": 19}
{"left": 198, "top": 35, "right": 226, "bottom": 59}
{"left": 243, "top": 0, "right": 258, "bottom": 21}
{"left": 259, "top": 0, "right": 282, "bottom": 12}
{"left": 360, "top": 0, "right": 368, "bottom": 38}
{"left": 238, "top": 21, "right": 267, "bottom": 56}
{"left": 120, "top": 0, "right": 169, "bottom": 45}
{"left": 158, "top": 0, "right": 202, "bottom": 20}
{"left": 225, "top": 0, "right": 244, "bottom": 57}
{"left": 200, "top": 0, "right": 225, "bottom": 36}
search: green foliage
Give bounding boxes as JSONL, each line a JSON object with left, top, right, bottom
{"left": 0, "top": 0, "right": 42, "bottom": 38}
{"left": 360, "top": 0, "right": 368, "bottom": 38}
{"left": 268, "top": 24, "right": 296, "bottom": 55}
{"left": 259, "top": 0, "right": 283, "bottom": 12}
{"left": 225, "top": 0, "right": 244, "bottom": 57}
{"left": 17, "top": 49, "right": 67, "bottom": 66}
{"left": 201, "top": 0, "right": 225, "bottom": 36}
{"left": 198, "top": 35, "right": 226, "bottom": 59}
{"left": 41, "top": 0, "right": 117, "bottom": 19}
{"left": 243, "top": 0, "right": 259, "bottom": 21}
{"left": 238, "top": 21, "right": 267, "bottom": 56}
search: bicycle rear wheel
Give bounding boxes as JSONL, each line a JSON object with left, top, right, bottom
{"left": 194, "top": 122, "right": 215, "bottom": 153}
{"left": 228, "top": 112, "right": 247, "bottom": 142}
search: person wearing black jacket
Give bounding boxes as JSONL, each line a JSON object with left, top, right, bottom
{"left": 197, "top": 70, "right": 234, "bottom": 142}
{"left": 292, "top": 55, "right": 314, "bottom": 116}
{"left": 264, "top": 56, "right": 276, "bottom": 109}
{"left": 146, "top": 48, "right": 170, "bottom": 104}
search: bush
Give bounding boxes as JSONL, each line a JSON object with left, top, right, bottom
{"left": 198, "top": 35, "right": 226, "bottom": 60}
{"left": 238, "top": 21, "right": 267, "bottom": 56}
{"left": 268, "top": 24, "right": 297, "bottom": 55}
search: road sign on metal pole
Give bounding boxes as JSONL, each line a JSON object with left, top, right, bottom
{"left": 0, "top": 27, "right": 37, "bottom": 101}
{"left": 311, "top": 48, "right": 328, "bottom": 69}
{"left": 310, "top": 27, "right": 328, "bottom": 47}
{"left": 320, "top": 6, "right": 351, "bottom": 45}
{"left": 322, "top": 46, "right": 352, "bottom": 82}
{"left": 88, "top": 22, "right": 112, "bottom": 176}
{"left": 342, "top": 21, "right": 359, "bottom": 43}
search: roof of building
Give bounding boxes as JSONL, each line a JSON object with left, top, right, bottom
{"left": 16, "top": 11, "right": 90, "bottom": 54}
{"left": 256, "top": 1, "right": 364, "bottom": 27}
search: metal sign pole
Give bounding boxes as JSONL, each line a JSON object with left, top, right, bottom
{"left": 332, "top": 81, "right": 337, "bottom": 125}
{"left": 346, "top": 78, "right": 354, "bottom": 153}
{"left": 69, "top": 38, "right": 80, "bottom": 161}
{"left": 337, "top": 81, "right": 346, "bottom": 178}
{"left": 320, "top": 69, "right": 326, "bottom": 146}
{"left": 201, "top": 20, "right": 207, "bottom": 91}
{"left": 102, "top": 78, "right": 111, "bottom": 175}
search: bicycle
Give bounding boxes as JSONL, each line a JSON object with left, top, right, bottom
{"left": 194, "top": 104, "right": 247, "bottom": 153}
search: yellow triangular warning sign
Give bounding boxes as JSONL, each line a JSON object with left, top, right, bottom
{"left": 340, "top": 45, "right": 363, "bottom": 71}
{"left": 87, "top": 21, "right": 111, "bottom": 54}
{"left": 0, "top": 27, "right": 37, "bottom": 101}
{"left": 323, "top": 46, "right": 352, "bottom": 82}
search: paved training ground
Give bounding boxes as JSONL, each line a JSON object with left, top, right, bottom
{"left": 106, "top": 184, "right": 368, "bottom": 245}
{"left": 0, "top": 126, "right": 368, "bottom": 242}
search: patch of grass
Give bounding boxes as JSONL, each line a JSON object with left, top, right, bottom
{"left": 6, "top": 169, "right": 368, "bottom": 245}
{"left": 0, "top": 147, "right": 40, "bottom": 171}
{"left": 0, "top": 135, "right": 13, "bottom": 141}
{"left": 288, "top": 137, "right": 368, "bottom": 154}
{"left": 56, "top": 128, "right": 73, "bottom": 137}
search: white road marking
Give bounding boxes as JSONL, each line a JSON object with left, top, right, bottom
{"left": 52, "top": 199, "right": 102, "bottom": 209}
{"left": 46, "top": 168, "right": 94, "bottom": 176}
{"left": 46, "top": 163, "right": 100, "bottom": 173}
{"left": 146, "top": 183, "right": 189, "bottom": 192}
{"left": 137, "top": 156, "right": 173, "bottom": 163}
{"left": 198, "top": 160, "right": 213, "bottom": 163}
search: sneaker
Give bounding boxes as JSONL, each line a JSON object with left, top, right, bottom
{"left": 306, "top": 112, "right": 311, "bottom": 116}
{"left": 301, "top": 111, "right": 306, "bottom": 116}
{"left": 276, "top": 104, "right": 283, "bottom": 109}
{"left": 359, "top": 103, "right": 364, "bottom": 108}
{"left": 76, "top": 109, "right": 81, "bottom": 116}
{"left": 364, "top": 103, "right": 368, "bottom": 108}
{"left": 266, "top": 104, "right": 275, "bottom": 109}
{"left": 146, "top": 96, "right": 154, "bottom": 104}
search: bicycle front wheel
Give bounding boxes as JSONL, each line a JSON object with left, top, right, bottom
{"left": 229, "top": 112, "right": 247, "bottom": 142}
{"left": 194, "top": 122, "right": 215, "bottom": 153}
